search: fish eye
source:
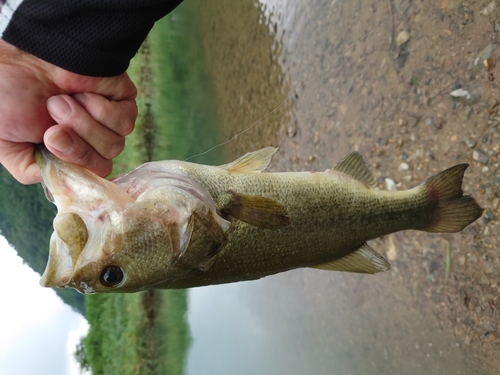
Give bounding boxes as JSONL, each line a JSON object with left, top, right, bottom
{"left": 99, "top": 266, "right": 124, "bottom": 287}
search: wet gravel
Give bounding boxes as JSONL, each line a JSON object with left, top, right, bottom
{"left": 196, "top": 0, "right": 499, "bottom": 373}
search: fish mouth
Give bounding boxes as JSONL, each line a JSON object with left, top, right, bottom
{"left": 36, "top": 145, "right": 134, "bottom": 292}
{"left": 39, "top": 233, "right": 73, "bottom": 288}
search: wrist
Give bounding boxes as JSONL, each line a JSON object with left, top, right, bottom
{"left": 0, "top": 39, "right": 57, "bottom": 84}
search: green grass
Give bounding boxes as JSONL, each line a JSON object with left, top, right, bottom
{"left": 79, "top": 0, "right": 226, "bottom": 372}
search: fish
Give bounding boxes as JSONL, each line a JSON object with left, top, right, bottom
{"left": 35, "top": 146, "right": 483, "bottom": 294}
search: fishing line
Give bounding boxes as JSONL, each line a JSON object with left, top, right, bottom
{"left": 185, "top": 0, "right": 409, "bottom": 162}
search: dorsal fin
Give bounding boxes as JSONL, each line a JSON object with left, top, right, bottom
{"left": 311, "top": 243, "right": 390, "bottom": 274}
{"left": 220, "top": 147, "right": 278, "bottom": 173}
{"left": 333, "top": 152, "right": 377, "bottom": 188}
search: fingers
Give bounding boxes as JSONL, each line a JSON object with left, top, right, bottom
{"left": 44, "top": 94, "right": 135, "bottom": 177}
{"left": 54, "top": 70, "right": 138, "bottom": 102}
{"left": 72, "top": 92, "right": 137, "bottom": 137}
{"left": 44, "top": 126, "right": 113, "bottom": 177}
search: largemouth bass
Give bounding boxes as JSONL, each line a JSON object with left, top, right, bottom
{"left": 35, "top": 146, "right": 482, "bottom": 294}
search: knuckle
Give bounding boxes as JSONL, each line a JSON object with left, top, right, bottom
{"left": 116, "top": 118, "right": 135, "bottom": 136}
{"left": 100, "top": 162, "right": 113, "bottom": 177}
{"left": 74, "top": 147, "right": 95, "bottom": 168}
{"left": 106, "top": 138, "right": 125, "bottom": 159}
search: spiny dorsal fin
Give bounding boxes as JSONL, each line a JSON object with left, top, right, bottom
{"left": 311, "top": 243, "right": 390, "bottom": 274}
{"left": 220, "top": 147, "right": 278, "bottom": 173}
{"left": 222, "top": 191, "right": 291, "bottom": 230}
{"left": 333, "top": 152, "right": 377, "bottom": 188}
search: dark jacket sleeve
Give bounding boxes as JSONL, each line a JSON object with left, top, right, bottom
{"left": 0, "top": 0, "right": 183, "bottom": 77}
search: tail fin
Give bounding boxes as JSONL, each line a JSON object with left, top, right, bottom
{"left": 423, "top": 164, "right": 483, "bottom": 233}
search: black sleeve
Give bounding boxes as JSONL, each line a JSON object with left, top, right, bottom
{"left": 0, "top": 0, "right": 183, "bottom": 77}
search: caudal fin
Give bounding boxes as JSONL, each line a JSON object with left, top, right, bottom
{"left": 423, "top": 164, "right": 483, "bottom": 233}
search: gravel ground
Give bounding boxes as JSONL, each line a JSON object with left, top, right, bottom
{"left": 195, "top": 0, "right": 499, "bottom": 373}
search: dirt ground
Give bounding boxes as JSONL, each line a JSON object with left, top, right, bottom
{"left": 194, "top": 0, "right": 499, "bottom": 373}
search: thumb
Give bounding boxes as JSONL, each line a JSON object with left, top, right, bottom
{"left": 0, "top": 140, "right": 41, "bottom": 184}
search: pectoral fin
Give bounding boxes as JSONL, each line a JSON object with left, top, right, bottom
{"left": 312, "top": 243, "right": 390, "bottom": 274}
{"left": 178, "top": 211, "right": 227, "bottom": 271}
{"left": 220, "top": 147, "right": 278, "bottom": 173}
{"left": 222, "top": 191, "right": 291, "bottom": 230}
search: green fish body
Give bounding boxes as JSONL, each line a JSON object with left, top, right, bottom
{"left": 36, "top": 147, "right": 483, "bottom": 293}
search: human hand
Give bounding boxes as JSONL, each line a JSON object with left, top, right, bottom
{"left": 0, "top": 40, "right": 138, "bottom": 184}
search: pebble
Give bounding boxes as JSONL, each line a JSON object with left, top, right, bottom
{"left": 450, "top": 88, "right": 481, "bottom": 105}
{"left": 480, "top": 1, "right": 495, "bottom": 16}
{"left": 474, "top": 44, "right": 497, "bottom": 72}
{"left": 484, "top": 210, "right": 495, "bottom": 221}
{"left": 463, "top": 136, "right": 476, "bottom": 148}
{"left": 458, "top": 256, "right": 466, "bottom": 266}
{"left": 472, "top": 149, "right": 489, "bottom": 164}
{"left": 396, "top": 31, "right": 410, "bottom": 47}
{"left": 385, "top": 178, "right": 397, "bottom": 191}
{"left": 286, "top": 122, "right": 297, "bottom": 137}
{"left": 407, "top": 116, "right": 418, "bottom": 128}
{"left": 398, "top": 162, "right": 409, "bottom": 171}
{"left": 492, "top": 197, "right": 499, "bottom": 209}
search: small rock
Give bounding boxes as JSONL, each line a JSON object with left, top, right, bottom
{"left": 286, "top": 122, "right": 297, "bottom": 137}
{"left": 398, "top": 162, "right": 409, "bottom": 171}
{"left": 458, "top": 256, "right": 466, "bottom": 266}
{"left": 313, "top": 131, "right": 319, "bottom": 144}
{"left": 472, "top": 149, "right": 489, "bottom": 164}
{"left": 474, "top": 44, "right": 498, "bottom": 72}
{"left": 482, "top": 166, "right": 489, "bottom": 173}
{"left": 385, "top": 178, "right": 397, "bottom": 191}
{"left": 492, "top": 198, "right": 499, "bottom": 209}
{"left": 469, "top": 226, "right": 478, "bottom": 237}
{"left": 484, "top": 210, "right": 495, "bottom": 221}
{"left": 450, "top": 88, "right": 481, "bottom": 105}
{"left": 483, "top": 56, "right": 495, "bottom": 72}
{"left": 432, "top": 117, "right": 443, "bottom": 129}
{"left": 407, "top": 116, "right": 418, "bottom": 127}
{"left": 463, "top": 137, "right": 476, "bottom": 148}
{"left": 396, "top": 30, "right": 411, "bottom": 46}
{"left": 480, "top": 1, "right": 495, "bottom": 16}
{"left": 495, "top": 23, "right": 500, "bottom": 32}
{"left": 386, "top": 235, "right": 398, "bottom": 261}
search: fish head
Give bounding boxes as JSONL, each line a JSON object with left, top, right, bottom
{"left": 36, "top": 146, "right": 229, "bottom": 293}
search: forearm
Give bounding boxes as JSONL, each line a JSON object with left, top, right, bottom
{"left": 0, "top": 0, "right": 183, "bottom": 77}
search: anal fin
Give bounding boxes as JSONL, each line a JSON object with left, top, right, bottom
{"left": 312, "top": 243, "right": 390, "bottom": 274}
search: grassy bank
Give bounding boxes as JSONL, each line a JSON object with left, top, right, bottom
{"left": 80, "top": 1, "right": 223, "bottom": 373}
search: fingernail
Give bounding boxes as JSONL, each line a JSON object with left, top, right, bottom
{"left": 48, "top": 130, "right": 73, "bottom": 153}
{"left": 47, "top": 96, "right": 71, "bottom": 120}
{"left": 72, "top": 93, "right": 86, "bottom": 105}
